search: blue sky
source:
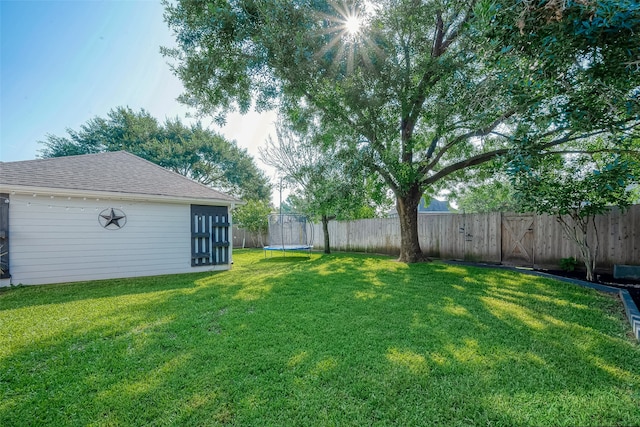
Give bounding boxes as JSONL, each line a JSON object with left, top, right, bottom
{"left": 1, "top": 0, "right": 276, "bottom": 168}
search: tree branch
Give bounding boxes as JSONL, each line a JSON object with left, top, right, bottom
{"left": 542, "top": 149, "right": 640, "bottom": 156}
{"left": 401, "top": 8, "right": 464, "bottom": 148}
{"left": 432, "top": 11, "right": 444, "bottom": 57}
{"left": 420, "top": 109, "right": 517, "bottom": 177}
{"left": 439, "top": 12, "right": 467, "bottom": 53}
{"left": 421, "top": 126, "right": 622, "bottom": 186}
{"left": 423, "top": 148, "right": 510, "bottom": 185}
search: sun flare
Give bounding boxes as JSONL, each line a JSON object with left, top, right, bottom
{"left": 344, "top": 15, "right": 362, "bottom": 35}
{"left": 314, "top": 1, "right": 379, "bottom": 74}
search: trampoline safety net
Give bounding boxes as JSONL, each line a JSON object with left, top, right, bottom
{"left": 265, "top": 213, "right": 313, "bottom": 253}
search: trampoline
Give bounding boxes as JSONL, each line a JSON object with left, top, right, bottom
{"left": 264, "top": 213, "right": 314, "bottom": 257}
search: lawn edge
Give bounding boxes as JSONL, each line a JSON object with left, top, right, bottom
{"left": 445, "top": 260, "right": 640, "bottom": 343}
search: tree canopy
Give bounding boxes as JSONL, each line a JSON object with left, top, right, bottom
{"left": 163, "top": 0, "right": 640, "bottom": 261}
{"left": 39, "top": 107, "right": 272, "bottom": 202}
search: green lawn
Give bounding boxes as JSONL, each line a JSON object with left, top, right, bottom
{"left": 1, "top": 250, "right": 639, "bottom": 426}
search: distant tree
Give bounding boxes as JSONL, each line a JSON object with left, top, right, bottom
{"left": 510, "top": 147, "right": 639, "bottom": 282}
{"left": 148, "top": 117, "right": 272, "bottom": 201}
{"left": 453, "top": 175, "right": 519, "bottom": 213}
{"left": 260, "top": 121, "right": 388, "bottom": 254}
{"left": 233, "top": 199, "right": 272, "bottom": 247}
{"left": 39, "top": 107, "right": 271, "bottom": 202}
{"left": 277, "top": 196, "right": 299, "bottom": 215}
{"left": 38, "top": 133, "right": 104, "bottom": 158}
{"left": 39, "top": 108, "right": 160, "bottom": 158}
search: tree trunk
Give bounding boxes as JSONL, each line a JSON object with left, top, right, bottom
{"left": 396, "top": 189, "right": 425, "bottom": 263}
{"left": 321, "top": 214, "right": 331, "bottom": 254}
{"left": 557, "top": 214, "right": 598, "bottom": 282}
{"left": 579, "top": 216, "right": 598, "bottom": 282}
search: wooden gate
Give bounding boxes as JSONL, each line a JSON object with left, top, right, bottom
{"left": 0, "top": 193, "right": 9, "bottom": 279}
{"left": 501, "top": 214, "right": 534, "bottom": 267}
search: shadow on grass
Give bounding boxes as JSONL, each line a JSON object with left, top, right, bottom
{"left": 1, "top": 250, "right": 639, "bottom": 426}
{"left": 0, "top": 271, "right": 224, "bottom": 311}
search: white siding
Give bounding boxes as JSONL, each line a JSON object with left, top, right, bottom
{"left": 8, "top": 194, "right": 229, "bottom": 285}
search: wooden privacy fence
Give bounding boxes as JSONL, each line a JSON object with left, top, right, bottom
{"left": 304, "top": 205, "right": 640, "bottom": 271}
{"left": 234, "top": 206, "right": 639, "bottom": 271}
{"left": 232, "top": 225, "right": 266, "bottom": 249}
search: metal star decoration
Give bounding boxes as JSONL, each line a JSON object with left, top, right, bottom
{"left": 99, "top": 208, "right": 126, "bottom": 229}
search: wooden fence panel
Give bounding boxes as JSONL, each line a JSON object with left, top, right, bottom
{"left": 310, "top": 218, "right": 397, "bottom": 254}
{"left": 232, "top": 225, "right": 265, "bottom": 248}
{"left": 531, "top": 214, "right": 557, "bottom": 266}
{"left": 419, "top": 214, "right": 463, "bottom": 260}
{"left": 592, "top": 205, "right": 640, "bottom": 268}
{"left": 527, "top": 206, "right": 640, "bottom": 270}
{"left": 465, "top": 213, "right": 502, "bottom": 263}
{"left": 611, "top": 206, "right": 624, "bottom": 264}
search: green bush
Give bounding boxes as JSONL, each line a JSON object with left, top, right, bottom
{"left": 560, "top": 256, "right": 578, "bottom": 272}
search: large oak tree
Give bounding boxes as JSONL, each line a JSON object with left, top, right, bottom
{"left": 163, "top": 0, "right": 639, "bottom": 262}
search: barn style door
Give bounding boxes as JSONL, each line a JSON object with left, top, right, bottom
{"left": 0, "top": 193, "right": 8, "bottom": 279}
{"left": 191, "top": 205, "right": 230, "bottom": 266}
{"left": 501, "top": 214, "right": 534, "bottom": 267}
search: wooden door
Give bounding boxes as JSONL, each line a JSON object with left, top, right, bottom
{"left": 501, "top": 215, "right": 534, "bottom": 267}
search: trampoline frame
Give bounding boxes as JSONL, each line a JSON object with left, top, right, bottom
{"left": 263, "top": 244, "right": 313, "bottom": 257}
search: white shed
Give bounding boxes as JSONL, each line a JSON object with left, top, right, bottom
{"left": 0, "top": 151, "right": 242, "bottom": 286}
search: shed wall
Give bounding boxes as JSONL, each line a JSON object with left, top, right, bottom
{"left": 8, "top": 193, "right": 228, "bottom": 285}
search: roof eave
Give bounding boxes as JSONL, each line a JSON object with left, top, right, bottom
{"left": 0, "top": 184, "right": 244, "bottom": 207}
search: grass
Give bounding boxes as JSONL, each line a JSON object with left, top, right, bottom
{"left": 1, "top": 249, "right": 639, "bottom": 426}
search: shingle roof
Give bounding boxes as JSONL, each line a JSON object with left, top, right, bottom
{"left": 0, "top": 151, "right": 240, "bottom": 202}
{"left": 419, "top": 198, "right": 450, "bottom": 212}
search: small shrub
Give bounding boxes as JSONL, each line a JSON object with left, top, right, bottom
{"left": 560, "top": 256, "right": 578, "bottom": 272}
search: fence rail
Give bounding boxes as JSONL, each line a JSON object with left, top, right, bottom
{"left": 235, "top": 205, "right": 640, "bottom": 272}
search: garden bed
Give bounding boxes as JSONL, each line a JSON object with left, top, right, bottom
{"left": 538, "top": 269, "right": 640, "bottom": 308}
